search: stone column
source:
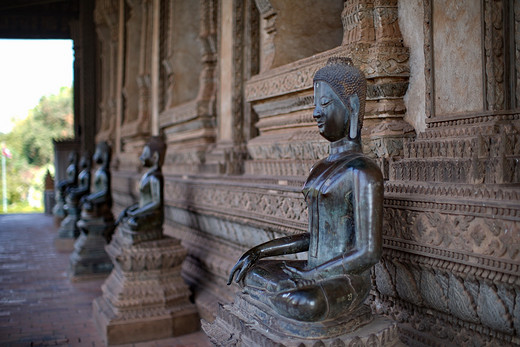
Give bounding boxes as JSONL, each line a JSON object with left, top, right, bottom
{"left": 341, "top": 0, "right": 415, "bottom": 178}
{"left": 204, "top": 0, "right": 247, "bottom": 174}
{"left": 79, "top": 0, "right": 97, "bottom": 155}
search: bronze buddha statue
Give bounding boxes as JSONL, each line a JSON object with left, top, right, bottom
{"left": 66, "top": 154, "right": 91, "bottom": 206}
{"left": 228, "top": 57, "right": 383, "bottom": 322}
{"left": 116, "top": 136, "right": 166, "bottom": 232}
{"left": 81, "top": 142, "right": 112, "bottom": 220}
{"left": 55, "top": 152, "right": 78, "bottom": 213}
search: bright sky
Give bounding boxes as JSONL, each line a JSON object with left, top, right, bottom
{"left": 0, "top": 39, "right": 74, "bottom": 134}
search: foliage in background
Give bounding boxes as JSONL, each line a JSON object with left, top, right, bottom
{"left": 0, "top": 86, "right": 73, "bottom": 213}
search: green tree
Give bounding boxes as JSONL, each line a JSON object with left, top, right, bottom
{"left": 0, "top": 87, "right": 73, "bottom": 211}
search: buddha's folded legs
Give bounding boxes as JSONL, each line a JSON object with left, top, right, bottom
{"left": 242, "top": 259, "right": 371, "bottom": 321}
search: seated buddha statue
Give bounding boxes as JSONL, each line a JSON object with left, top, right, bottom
{"left": 54, "top": 152, "right": 78, "bottom": 214}
{"left": 66, "top": 154, "right": 91, "bottom": 207}
{"left": 228, "top": 57, "right": 383, "bottom": 322}
{"left": 116, "top": 136, "right": 166, "bottom": 232}
{"left": 80, "top": 142, "right": 113, "bottom": 221}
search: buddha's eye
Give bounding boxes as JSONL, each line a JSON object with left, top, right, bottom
{"left": 320, "top": 97, "right": 331, "bottom": 106}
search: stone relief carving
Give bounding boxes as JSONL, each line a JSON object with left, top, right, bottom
{"left": 96, "top": 0, "right": 520, "bottom": 344}
{"left": 159, "top": 0, "right": 219, "bottom": 173}
{"left": 373, "top": 255, "right": 519, "bottom": 344}
{"left": 516, "top": 0, "right": 520, "bottom": 107}
{"left": 94, "top": 0, "right": 118, "bottom": 142}
{"left": 484, "top": 0, "right": 506, "bottom": 111}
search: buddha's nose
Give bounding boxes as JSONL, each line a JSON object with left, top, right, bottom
{"left": 313, "top": 108, "right": 321, "bottom": 119}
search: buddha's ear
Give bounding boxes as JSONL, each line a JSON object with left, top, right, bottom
{"left": 348, "top": 94, "right": 360, "bottom": 139}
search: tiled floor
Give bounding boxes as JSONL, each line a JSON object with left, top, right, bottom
{"left": 0, "top": 213, "right": 212, "bottom": 347}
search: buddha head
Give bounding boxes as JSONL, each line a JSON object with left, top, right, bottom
{"left": 93, "top": 142, "right": 111, "bottom": 166}
{"left": 68, "top": 152, "right": 78, "bottom": 166}
{"left": 140, "top": 136, "right": 166, "bottom": 168}
{"left": 79, "top": 153, "right": 91, "bottom": 171}
{"left": 313, "top": 57, "right": 366, "bottom": 143}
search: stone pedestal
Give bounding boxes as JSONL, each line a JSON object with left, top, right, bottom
{"left": 69, "top": 216, "right": 114, "bottom": 280}
{"left": 52, "top": 190, "right": 66, "bottom": 223}
{"left": 54, "top": 204, "right": 80, "bottom": 252}
{"left": 92, "top": 225, "right": 199, "bottom": 345}
{"left": 202, "top": 292, "right": 402, "bottom": 347}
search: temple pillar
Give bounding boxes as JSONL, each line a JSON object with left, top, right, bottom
{"left": 341, "top": 0, "right": 415, "bottom": 178}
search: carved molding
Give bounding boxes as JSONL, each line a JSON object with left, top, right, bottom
{"left": 158, "top": 0, "right": 218, "bottom": 172}
{"left": 484, "top": 0, "right": 506, "bottom": 111}
{"left": 515, "top": 0, "right": 520, "bottom": 108}
{"left": 373, "top": 250, "right": 520, "bottom": 344}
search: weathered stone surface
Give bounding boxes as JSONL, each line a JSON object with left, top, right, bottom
{"left": 433, "top": 0, "right": 483, "bottom": 116}
{"left": 93, "top": 0, "right": 520, "bottom": 345}
{"left": 203, "top": 293, "right": 401, "bottom": 347}
{"left": 69, "top": 217, "right": 114, "bottom": 280}
{"left": 92, "top": 228, "right": 199, "bottom": 345}
{"left": 54, "top": 206, "right": 80, "bottom": 252}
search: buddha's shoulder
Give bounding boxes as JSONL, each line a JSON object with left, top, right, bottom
{"left": 338, "top": 155, "right": 382, "bottom": 180}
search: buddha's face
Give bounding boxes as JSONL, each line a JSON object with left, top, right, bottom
{"left": 80, "top": 157, "right": 89, "bottom": 169}
{"left": 140, "top": 145, "right": 153, "bottom": 167}
{"left": 93, "top": 148, "right": 103, "bottom": 164}
{"left": 313, "top": 81, "right": 348, "bottom": 142}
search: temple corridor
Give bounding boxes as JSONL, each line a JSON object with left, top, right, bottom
{"left": 0, "top": 213, "right": 211, "bottom": 347}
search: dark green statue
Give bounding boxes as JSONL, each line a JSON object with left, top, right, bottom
{"left": 54, "top": 152, "right": 78, "bottom": 217}
{"left": 81, "top": 142, "right": 112, "bottom": 220}
{"left": 67, "top": 153, "right": 91, "bottom": 206}
{"left": 73, "top": 143, "right": 114, "bottom": 277}
{"left": 116, "top": 136, "right": 166, "bottom": 232}
{"left": 228, "top": 57, "right": 383, "bottom": 322}
{"left": 57, "top": 152, "right": 78, "bottom": 196}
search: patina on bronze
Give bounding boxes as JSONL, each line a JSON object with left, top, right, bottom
{"left": 58, "top": 152, "right": 78, "bottom": 195}
{"left": 81, "top": 141, "right": 113, "bottom": 221}
{"left": 228, "top": 57, "right": 383, "bottom": 323}
{"left": 116, "top": 136, "right": 166, "bottom": 233}
{"left": 56, "top": 153, "right": 88, "bottom": 242}
{"left": 72, "top": 144, "right": 114, "bottom": 277}
{"left": 67, "top": 153, "right": 91, "bottom": 206}
{"left": 55, "top": 152, "right": 78, "bottom": 212}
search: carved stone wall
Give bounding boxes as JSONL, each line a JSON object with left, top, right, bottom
{"left": 94, "top": 0, "right": 520, "bottom": 345}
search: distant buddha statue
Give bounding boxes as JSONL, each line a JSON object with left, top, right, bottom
{"left": 66, "top": 154, "right": 91, "bottom": 207}
{"left": 73, "top": 144, "right": 114, "bottom": 277}
{"left": 228, "top": 57, "right": 383, "bottom": 322}
{"left": 58, "top": 152, "right": 78, "bottom": 195}
{"left": 56, "top": 152, "right": 85, "bottom": 242}
{"left": 54, "top": 152, "right": 78, "bottom": 216}
{"left": 116, "top": 136, "right": 166, "bottom": 234}
{"left": 81, "top": 142, "right": 113, "bottom": 221}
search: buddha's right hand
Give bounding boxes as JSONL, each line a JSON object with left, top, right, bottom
{"left": 227, "top": 249, "right": 260, "bottom": 285}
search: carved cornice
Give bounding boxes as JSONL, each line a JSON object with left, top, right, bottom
{"left": 386, "top": 182, "right": 520, "bottom": 211}
{"left": 245, "top": 47, "right": 342, "bottom": 102}
{"left": 383, "top": 238, "right": 519, "bottom": 282}
{"left": 159, "top": 100, "right": 200, "bottom": 128}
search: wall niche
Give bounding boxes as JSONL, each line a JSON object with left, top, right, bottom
{"left": 257, "top": 0, "right": 344, "bottom": 72}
